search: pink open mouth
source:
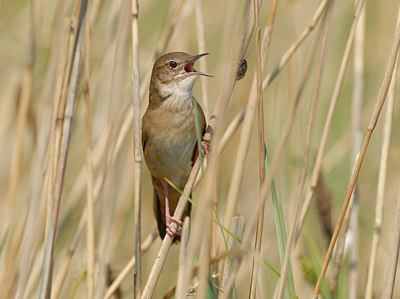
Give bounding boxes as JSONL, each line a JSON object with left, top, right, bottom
{"left": 184, "top": 61, "right": 196, "bottom": 73}
{"left": 184, "top": 53, "right": 213, "bottom": 77}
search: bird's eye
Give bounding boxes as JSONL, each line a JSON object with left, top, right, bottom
{"left": 169, "top": 61, "right": 178, "bottom": 68}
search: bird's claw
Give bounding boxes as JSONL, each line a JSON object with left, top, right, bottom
{"left": 166, "top": 215, "right": 182, "bottom": 237}
{"left": 201, "top": 136, "right": 211, "bottom": 156}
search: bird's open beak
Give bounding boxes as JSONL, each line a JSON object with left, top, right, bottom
{"left": 184, "top": 53, "right": 213, "bottom": 77}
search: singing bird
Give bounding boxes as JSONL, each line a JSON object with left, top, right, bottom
{"left": 142, "top": 52, "right": 212, "bottom": 240}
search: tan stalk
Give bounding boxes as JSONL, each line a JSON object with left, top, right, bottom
{"left": 380, "top": 182, "right": 400, "bottom": 299}
{"left": 248, "top": 0, "right": 269, "bottom": 297}
{"left": 194, "top": 0, "right": 210, "bottom": 119}
{"left": 83, "top": 9, "right": 95, "bottom": 299}
{"left": 131, "top": 0, "right": 142, "bottom": 297}
{"left": 220, "top": 216, "right": 245, "bottom": 298}
{"left": 175, "top": 218, "right": 191, "bottom": 299}
{"left": 365, "top": 12, "right": 399, "bottom": 299}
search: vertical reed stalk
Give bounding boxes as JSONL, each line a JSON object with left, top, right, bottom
{"left": 83, "top": 9, "right": 95, "bottom": 299}
{"left": 131, "top": 0, "right": 142, "bottom": 297}
{"left": 248, "top": 0, "right": 267, "bottom": 297}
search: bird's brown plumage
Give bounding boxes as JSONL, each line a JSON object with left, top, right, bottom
{"left": 142, "top": 52, "right": 210, "bottom": 240}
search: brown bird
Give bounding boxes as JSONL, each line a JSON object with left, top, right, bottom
{"left": 142, "top": 52, "right": 212, "bottom": 240}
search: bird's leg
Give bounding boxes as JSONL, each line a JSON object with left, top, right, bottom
{"left": 164, "top": 183, "right": 182, "bottom": 237}
{"left": 201, "top": 136, "right": 211, "bottom": 156}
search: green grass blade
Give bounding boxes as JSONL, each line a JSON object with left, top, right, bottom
{"left": 0, "top": 228, "right": 8, "bottom": 257}
{"left": 264, "top": 144, "right": 296, "bottom": 297}
{"left": 71, "top": 270, "right": 86, "bottom": 299}
{"left": 193, "top": 100, "right": 205, "bottom": 172}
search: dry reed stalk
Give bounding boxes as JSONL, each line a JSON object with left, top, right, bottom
{"left": 327, "top": 1, "right": 366, "bottom": 294}
{"left": 0, "top": 214, "right": 26, "bottom": 297}
{"left": 381, "top": 182, "right": 400, "bottom": 299}
{"left": 329, "top": 155, "right": 358, "bottom": 296}
{"left": 194, "top": 0, "right": 210, "bottom": 119}
{"left": 0, "top": 62, "right": 32, "bottom": 295}
{"left": 364, "top": 24, "right": 399, "bottom": 299}
{"left": 248, "top": 0, "right": 269, "bottom": 297}
{"left": 220, "top": 215, "right": 245, "bottom": 298}
{"left": 83, "top": 11, "right": 95, "bottom": 299}
{"left": 297, "top": 0, "right": 366, "bottom": 243}
{"left": 103, "top": 229, "right": 157, "bottom": 299}
{"left": 25, "top": 243, "right": 44, "bottom": 299}
{"left": 313, "top": 7, "right": 400, "bottom": 296}
{"left": 4, "top": 64, "right": 32, "bottom": 227}
{"left": 131, "top": 0, "right": 142, "bottom": 297}
{"left": 346, "top": 2, "right": 366, "bottom": 297}
{"left": 0, "top": 62, "right": 33, "bottom": 297}
{"left": 38, "top": 1, "right": 87, "bottom": 297}
{"left": 3, "top": 0, "right": 36, "bottom": 230}
{"left": 175, "top": 217, "right": 190, "bottom": 298}
{"left": 51, "top": 215, "right": 85, "bottom": 299}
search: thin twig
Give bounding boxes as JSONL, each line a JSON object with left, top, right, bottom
{"left": 175, "top": 217, "right": 190, "bottom": 299}
{"left": 380, "top": 182, "right": 400, "bottom": 299}
{"left": 221, "top": 216, "right": 245, "bottom": 298}
{"left": 194, "top": 0, "right": 210, "bottom": 119}
{"left": 248, "top": 0, "right": 268, "bottom": 297}
{"left": 83, "top": 10, "right": 95, "bottom": 299}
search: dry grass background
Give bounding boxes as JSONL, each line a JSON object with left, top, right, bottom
{"left": 1, "top": 0, "right": 400, "bottom": 298}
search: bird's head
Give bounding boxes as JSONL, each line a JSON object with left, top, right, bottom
{"left": 150, "top": 52, "right": 212, "bottom": 99}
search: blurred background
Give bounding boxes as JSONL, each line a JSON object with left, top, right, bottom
{"left": 0, "top": 0, "right": 400, "bottom": 298}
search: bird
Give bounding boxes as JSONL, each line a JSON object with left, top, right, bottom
{"left": 142, "top": 52, "right": 212, "bottom": 241}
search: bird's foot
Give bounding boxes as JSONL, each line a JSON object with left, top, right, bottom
{"left": 201, "top": 136, "right": 211, "bottom": 156}
{"left": 166, "top": 215, "right": 182, "bottom": 237}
